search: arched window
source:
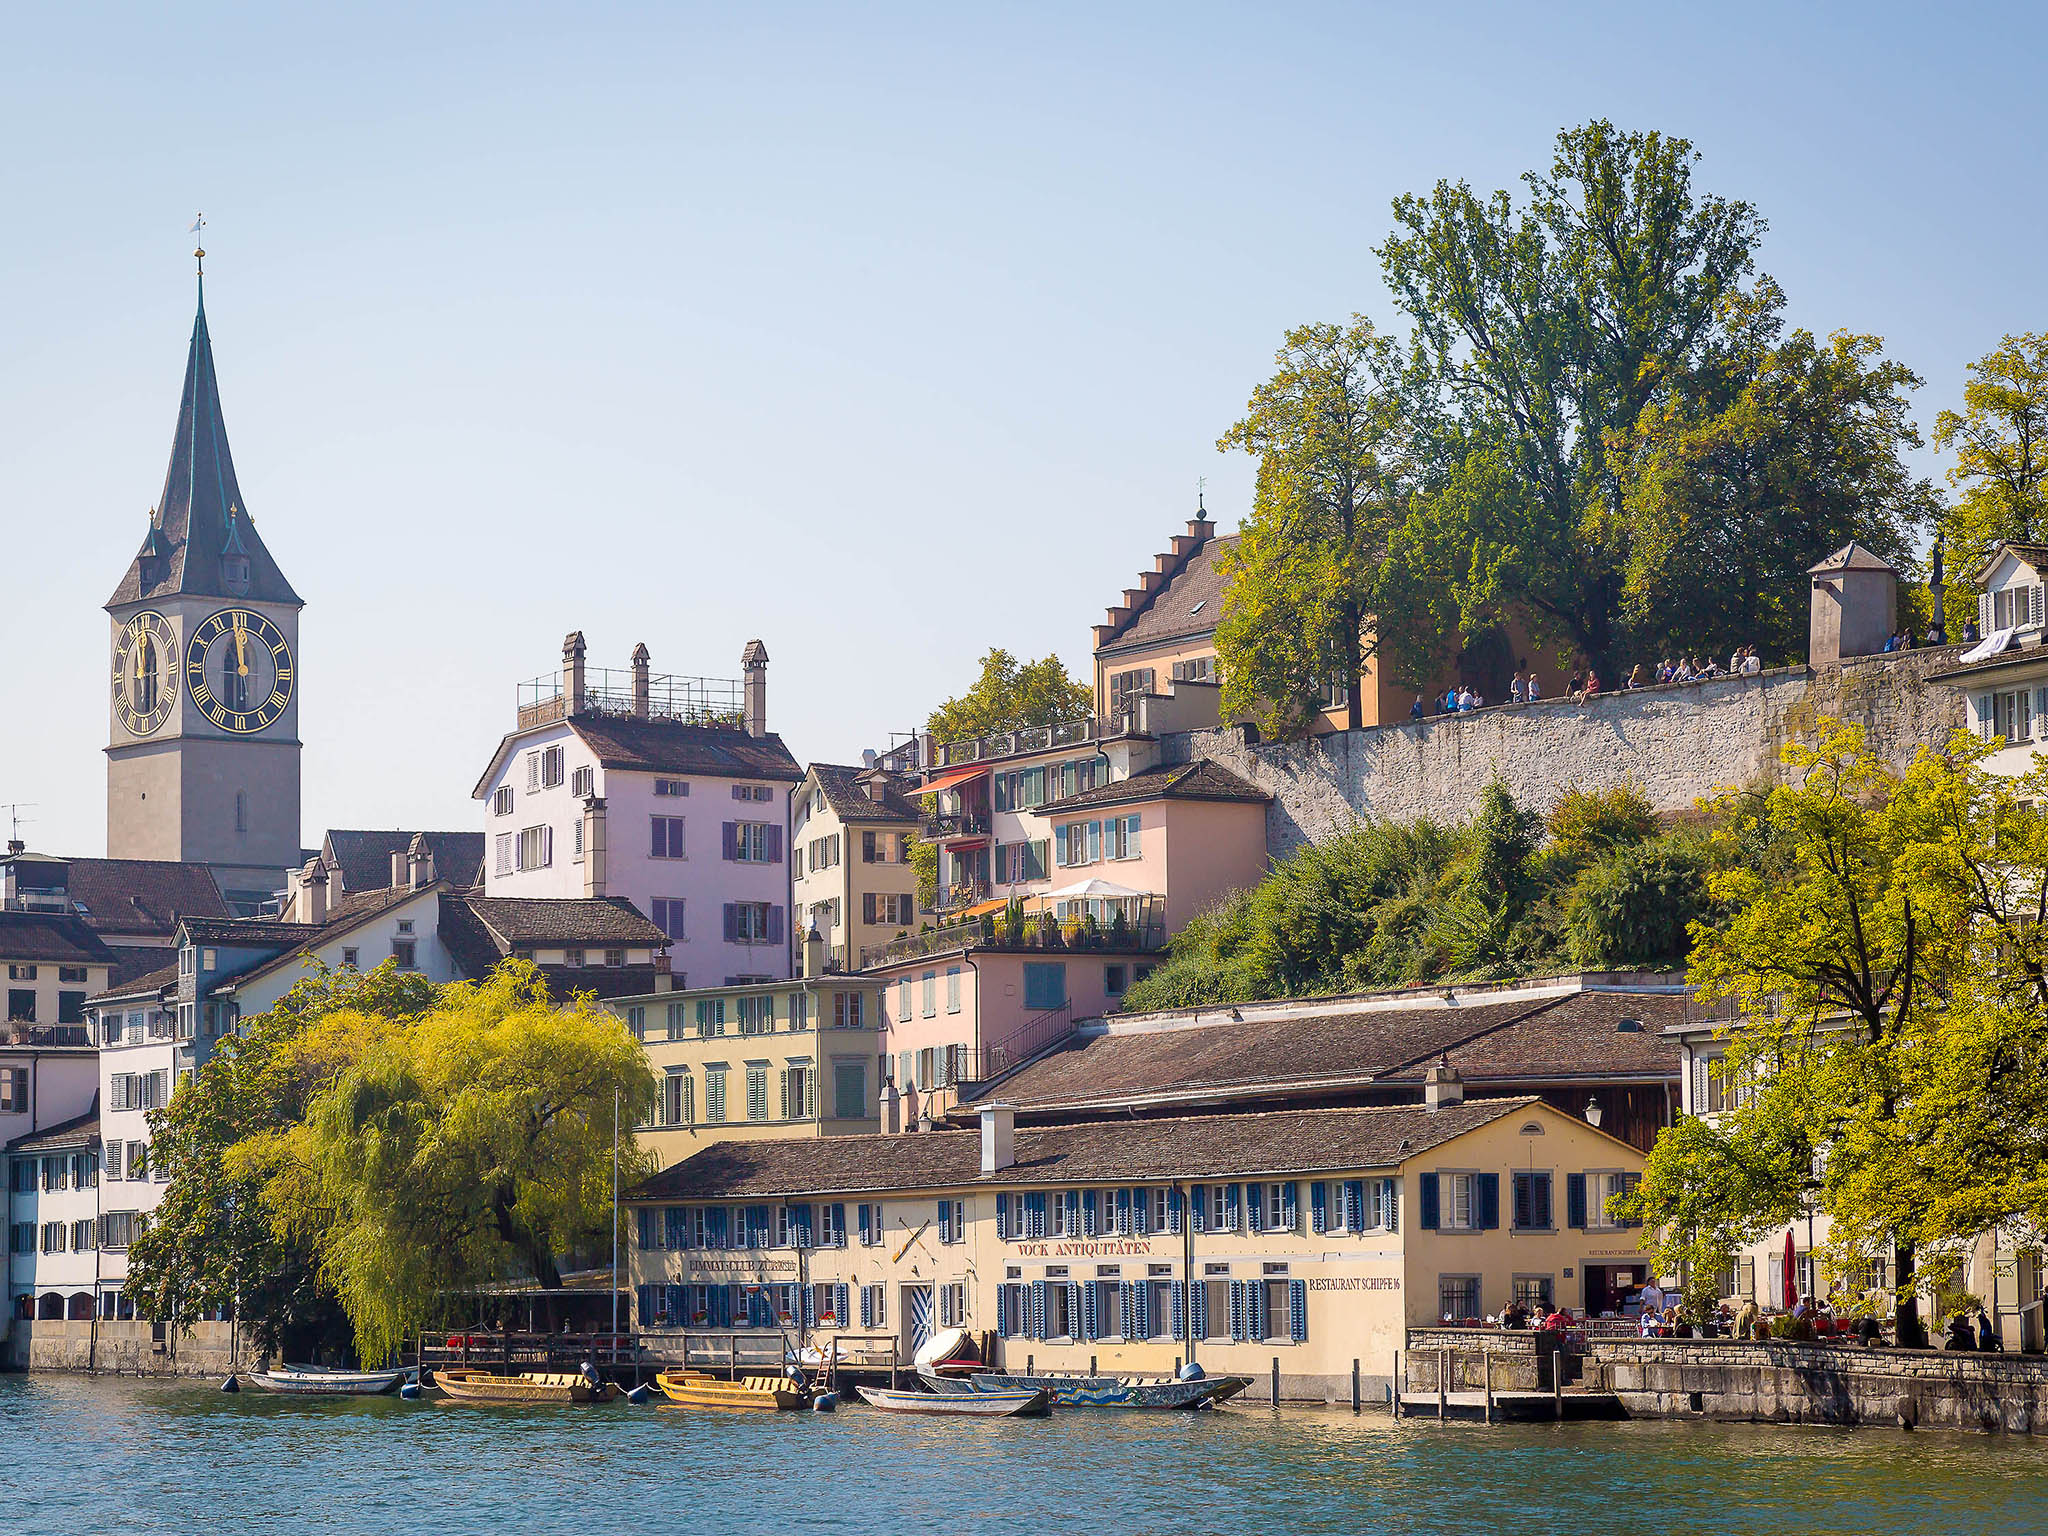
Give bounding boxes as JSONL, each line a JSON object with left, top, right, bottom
{"left": 1519, "top": 1122, "right": 1545, "bottom": 1136}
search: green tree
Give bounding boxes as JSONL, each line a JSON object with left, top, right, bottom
{"left": 1378, "top": 121, "right": 1766, "bottom": 668}
{"left": 124, "top": 962, "right": 437, "bottom": 1360}
{"left": 1934, "top": 333, "right": 2048, "bottom": 634}
{"left": 925, "top": 648, "right": 1093, "bottom": 745}
{"left": 273, "top": 962, "right": 655, "bottom": 1363}
{"left": 1563, "top": 834, "right": 1711, "bottom": 969}
{"left": 1214, "top": 318, "right": 1412, "bottom": 736}
{"left": 1623, "top": 723, "right": 2048, "bottom": 1345}
{"left": 1617, "top": 305, "right": 1937, "bottom": 662}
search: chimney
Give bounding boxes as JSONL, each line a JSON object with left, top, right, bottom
{"left": 1424, "top": 1057, "right": 1464, "bottom": 1112}
{"left": 801, "top": 921, "right": 826, "bottom": 979}
{"left": 880, "top": 1079, "right": 902, "bottom": 1135}
{"left": 390, "top": 849, "right": 406, "bottom": 889}
{"left": 741, "top": 639, "right": 769, "bottom": 738}
{"left": 563, "top": 630, "right": 588, "bottom": 715}
{"left": 631, "top": 642, "right": 651, "bottom": 719}
{"left": 407, "top": 833, "right": 435, "bottom": 890}
{"left": 299, "top": 861, "right": 328, "bottom": 925}
{"left": 980, "top": 1101, "right": 1017, "bottom": 1174}
{"left": 581, "top": 798, "right": 608, "bottom": 898}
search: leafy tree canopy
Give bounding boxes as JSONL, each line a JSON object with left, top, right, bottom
{"left": 925, "top": 648, "right": 1093, "bottom": 745}
{"left": 1933, "top": 332, "right": 2048, "bottom": 633}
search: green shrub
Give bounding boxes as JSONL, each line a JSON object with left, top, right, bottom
{"left": 1563, "top": 833, "right": 1711, "bottom": 969}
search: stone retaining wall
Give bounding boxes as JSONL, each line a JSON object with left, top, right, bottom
{"left": 1165, "top": 649, "right": 1968, "bottom": 855}
{"left": 5, "top": 1318, "right": 251, "bottom": 1377}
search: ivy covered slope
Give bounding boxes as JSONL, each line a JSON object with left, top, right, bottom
{"left": 1118, "top": 781, "right": 1723, "bottom": 1011}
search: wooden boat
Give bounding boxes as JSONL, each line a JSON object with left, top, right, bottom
{"left": 245, "top": 1364, "right": 415, "bottom": 1396}
{"left": 432, "top": 1367, "right": 616, "bottom": 1404}
{"left": 653, "top": 1369, "right": 809, "bottom": 1411}
{"left": 856, "top": 1384, "right": 1051, "bottom": 1418}
{"left": 923, "top": 1370, "right": 1252, "bottom": 1409}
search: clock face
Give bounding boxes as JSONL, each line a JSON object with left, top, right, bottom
{"left": 185, "top": 607, "right": 294, "bottom": 734}
{"left": 112, "top": 610, "right": 177, "bottom": 736}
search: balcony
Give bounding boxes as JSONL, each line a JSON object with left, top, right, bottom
{"left": 921, "top": 812, "right": 992, "bottom": 842}
{"left": 931, "top": 715, "right": 1126, "bottom": 768}
{"left": 861, "top": 899, "right": 1168, "bottom": 968}
{"left": 517, "top": 668, "right": 744, "bottom": 731}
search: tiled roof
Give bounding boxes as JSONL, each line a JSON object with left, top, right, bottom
{"left": 537, "top": 964, "right": 665, "bottom": 1002}
{"left": 176, "top": 917, "right": 326, "bottom": 948}
{"left": 6, "top": 1106, "right": 100, "bottom": 1154}
{"left": 219, "top": 886, "right": 440, "bottom": 992}
{"left": 0, "top": 911, "right": 119, "bottom": 966}
{"left": 1038, "top": 758, "right": 1269, "bottom": 815}
{"left": 571, "top": 718, "right": 802, "bottom": 781}
{"left": 322, "top": 830, "right": 486, "bottom": 891}
{"left": 807, "top": 764, "right": 921, "bottom": 824}
{"left": 452, "top": 896, "right": 669, "bottom": 949}
{"left": 106, "top": 286, "right": 301, "bottom": 608}
{"left": 1807, "top": 540, "right": 1897, "bottom": 576}
{"left": 631, "top": 1097, "right": 1544, "bottom": 1200}
{"left": 967, "top": 986, "right": 1686, "bottom": 1115}
{"left": 90, "top": 959, "right": 181, "bottom": 1003}
{"left": 1103, "top": 533, "right": 1238, "bottom": 651}
{"left": 54, "top": 858, "right": 229, "bottom": 939}
{"left": 106, "top": 944, "right": 177, "bottom": 989}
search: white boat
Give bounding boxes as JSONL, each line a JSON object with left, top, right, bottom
{"left": 855, "top": 1384, "right": 1051, "bottom": 1418}
{"left": 245, "top": 1364, "right": 416, "bottom": 1396}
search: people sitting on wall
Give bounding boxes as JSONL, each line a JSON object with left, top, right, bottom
{"left": 1625, "top": 663, "right": 1646, "bottom": 689}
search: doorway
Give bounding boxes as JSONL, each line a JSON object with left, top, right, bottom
{"left": 902, "top": 1284, "right": 935, "bottom": 1355}
{"left": 1583, "top": 1263, "right": 1642, "bottom": 1318}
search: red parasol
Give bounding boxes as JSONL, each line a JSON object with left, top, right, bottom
{"left": 1782, "top": 1229, "right": 1798, "bottom": 1310}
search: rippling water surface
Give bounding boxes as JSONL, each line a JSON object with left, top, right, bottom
{"left": 6, "top": 1374, "right": 2047, "bottom": 1536}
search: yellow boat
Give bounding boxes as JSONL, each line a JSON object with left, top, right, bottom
{"left": 653, "top": 1369, "right": 808, "bottom": 1411}
{"left": 433, "top": 1367, "right": 616, "bottom": 1404}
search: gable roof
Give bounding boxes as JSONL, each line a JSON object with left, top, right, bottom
{"left": 0, "top": 911, "right": 119, "bottom": 967}
{"left": 90, "top": 959, "right": 182, "bottom": 1004}
{"left": 1971, "top": 541, "right": 2048, "bottom": 585}
{"left": 322, "top": 830, "right": 487, "bottom": 892}
{"left": 214, "top": 885, "right": 444, "bottom": 994}
{"left": 631, "top": 1097, "right": 1558, "bottom": 1201}
{"left": 5, "top": 1105, "right": 100, "bottom": 1154}
{"left": 1808, "top": 540, "right": 1897, "bottom": 577}
{"left": 107, "top": 281, "right": 300, "bottom": 609}
{"left": 471, "top": 716, "right": 802, "bottom": 798}
{"left": 960, "top": 984, "right": 1685, "bottom": 1118}
{"left": 804, "top": 763, "right": 922, "bottom": 825}
{"left": 1100, "top": 532, "right": 1239, "bottom": 652}
{"left": 175, "top": 917, "right": 327, "bottom": 950}
{"left": 1038, "top": 758, "right": 1269, "bottom": 815}
{"left": 448, "top": 895, "right": 669, "bottom": 950}
{"left": 19, "top": 857, "right": 230, "bottom": 939}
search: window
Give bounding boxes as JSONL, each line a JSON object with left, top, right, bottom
{"left": 1512, "top": 1171, "right": 1553, "bottom": 1231}
{"left": 832, "top": 1060, "right": 866, "bottom": 1120}
{"left": 625, "top": 1005, "right": 647, "bottom": 1041}
{"left": 727, "top": 822, "right": 778, "bottom": 863}
{"left": 695, "top": 998, "right": 727, "bottom": 1037}
{"left": 921, "top": 971, "right": 936, "bottom": 1018}
{"left": 1444, "top": 1172, "right": 1478, "bottom": 1231}
{"left": 72, "top": 1218, "right": 94, "bottom": 1253}
{"left": 1022, "top": 962, "right": 1066, "bottom": 1011}
{"left": 661, "top": 1069, "right": 693, "bottom": 1127}
{"left": 1106, "top": 814, "right": 1140, "bottom": 860}
{"left": 7, "top": 990, "right": 33, "bottom": 1023}
{"left": 491, "top": 786, "right": 514, "bottom": 816}
{"left": 1581, "top": 1170, "right": 1638, "bottom": 1231}
{"left": 654, "top": 777, "right": 688, "bottom": 798}
{"left": 57, "top": 965, "right": 88, "bottom": 984}
{"left": 737, "top": 994, "right": 775, "bottom": 1034}
{"left": 126, "top": 1142, "right": 148, "bottom": 1181}
{"left": 651, "top": 898, "right": 686, "bottom": 942}
{"left": 788, "top": 992, "right": 810, "bottom": 1031}
{"left": 341, "top": 947, "right": 360, "bottom": 969}
{"left": 99, "top": 1211, "right": 136, "bottom": 1251}
{"left": 832, "top": 991, "right": 865, "bottom": 1029}
{"left": 726, "top": 903, "right": 779, "bottom": 944}
{"left": 539, "top": 745, "right": 565, "bottom": 788}
{"left": 863, "top": 893, "right": 913, "bottom": 926}
{"left": 705, "top": 1069, "right": 727, "bottom": 1122}
{"left": 651, "top": 816, "right": 688, "bottom": 859}
{"left": 0, "top": 1066, "right": 28, "bottom": 1113}
{"left": 516, "top": 825, "right": 552, "bottom": 871}
{"left": 8, "top": 964, "right": 36, "bottom": 981}
{"left": 570, "top": 765, "right": 594, "bottom": 797}
{"left": 391, "top": 939, "right": 417, "bottom": 970}
{"left": 862, "top": 1285, "right": 887, "bottom": 1329}
{"left": 1110, "top": 668, "right": 1155, "bottom": 708}
{"left": 1513, "top": 1274, "right": 1555, "bottom": 1313}
{"left": 564, "top": 947, "right": 586, "bottom": 968}
{"left": 603, "top": 948, "right": 625, "bottom": 968}
{"left": 745, "top": 1065, "right": 768, "bottom": 1121}
{"left": 1170, "top": 656, "right": 1215, "bottom": 684}
{"left": 494, "top": 832, "right": 513, "bottom": 875}
{"left": 1104, "top": 963, "right": 1127, "bottom": 997}
{"left": 994, "top": 839, "right": 1050, "bottom": 884}
{"left": 731, "top": 784, "right": 774, "bottom": 802}
{"left": 42, "top": 1221, "right": 66, "bottom": 1253}
{"left": 1438, "top": 1275, "right": 1482, "bottom": 1322}
{"left": 945, "top": 966, "right": 962, "bottom": 1014}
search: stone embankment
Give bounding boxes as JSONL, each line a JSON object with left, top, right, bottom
{"left": 5, "top": 1317, "right": 250, "bottom": 1377}
{"left": 1166, "top": 648, "right": 1968, "bottom": 855}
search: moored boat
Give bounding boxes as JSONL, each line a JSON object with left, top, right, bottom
{"left": 856, "top": 1384, "right": 1051, "bottom": 1418}
{"left": 432, "top": 1367, "right": 616, "bottom": 1404}
{"left": 923, "top": 1370, "right": 1251, "bottom": 1409}
{"left": 246, "top": 1364, "right": 416, "bottom": 1396}
{"left": 653, "top": 1369, "right": 809, "bottom": 1411}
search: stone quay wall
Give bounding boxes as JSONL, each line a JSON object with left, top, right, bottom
{"left": 1165, "top": 648, "right": 1969, "bottom": 856}
{"left": 4, "top": 1318, "right": 251, "bottom": 1377}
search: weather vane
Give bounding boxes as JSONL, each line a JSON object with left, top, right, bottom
{"left": 1197, "top": 474, "right": 1207, "bottom": 511}
{"left": 190, "top": 212, "right": 206, "bottom": 274}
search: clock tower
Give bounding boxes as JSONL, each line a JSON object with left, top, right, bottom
{"left": 106, "top": 261, "right": 303, "bottom": 908}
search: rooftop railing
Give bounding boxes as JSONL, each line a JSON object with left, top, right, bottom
{"left": 517, "top": 669, "right": 744, "bottom": 731}
{"left": 931, "top": 714, "right": 1130, "bottom": 768}
{"left": 862, "top": 900, "right": 1168, "bottom": 967}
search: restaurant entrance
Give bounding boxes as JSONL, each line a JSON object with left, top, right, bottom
{"left": 1583, "top": 1263, "right": 1643, "bottom": 1318}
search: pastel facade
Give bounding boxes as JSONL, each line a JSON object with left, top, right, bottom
{"left": 607, "top": 973, "right": 888, "bottom": 1169}
{"left": 1934, "top": 541, "right": 2048, "bottom": 776}
{"left": 472, "top": 635, "right": 800, "bottom": 988}
{"left": 791, "top": 764, "right": 921, "bottom": 974}
{"left": 624, "top": 1097, "right": 1646, "bottom": 1397}
{"left": 1, "top": 913, "right": 117, "bottom": 1033}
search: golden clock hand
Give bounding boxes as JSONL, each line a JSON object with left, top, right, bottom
{"left": 233, "top": 614, "right": 249, "bottom": 676}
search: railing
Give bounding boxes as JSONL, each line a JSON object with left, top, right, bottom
{"left": 935, "top": 878, "right": 993, "bottom": 912}
{"left": 932, "top": 715, "right": 1125, "bottom": 768}
{"left": 921, "top": 813, "right": 991, "bottom": 840}
{"left": 864, "top": 906, "right": 1168, "bottom": 966}
{"left": 517, "top": 668, "right": 744, "bottom": 731}
{"left": 979, "top": 1002, "right": 1076, "bottom": 1078}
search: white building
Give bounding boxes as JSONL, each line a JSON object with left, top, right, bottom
{"left": 471, "top": 633, "right": 801, "bottom": 989}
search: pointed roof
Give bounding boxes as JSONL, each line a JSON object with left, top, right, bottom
{"left": 1807, "top": 541, "right": 1896, "bottom": 577}
{"left": 107, "top": 277, "right": 301, "bottom": 609}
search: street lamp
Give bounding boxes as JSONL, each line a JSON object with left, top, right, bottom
{"left": 1584, "top": 1097, "right": 1603, "bottom": 1129}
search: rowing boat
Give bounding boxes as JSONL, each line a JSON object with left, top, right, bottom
{"left": 245, "top": 1364, "right": 415, "bottom": 1396}
{"left": 856, "top": 1384, "right": 1051, "bottom": 1418}
{"left": 653, "top": 1369, "right": 809, "bottom": 1411}
{"left": 923, "top": 1370, "right": 1251, "bottom": 1409}
{"left": 432, "top": 1367, "right": 616, "bottom": 1404}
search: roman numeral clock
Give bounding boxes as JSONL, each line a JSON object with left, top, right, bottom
{"left": 185, "top": 607, "right": 295, "bottom": 734}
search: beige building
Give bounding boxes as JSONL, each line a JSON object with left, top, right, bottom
{"left": 625, "top": 1093, "right": 1646, "bottom": 1398}
{"left": 608, "top": 970, "right": 890, "bottom": 1170}
{"left": 791, "top": 763, "right": 921, "bottom": 973}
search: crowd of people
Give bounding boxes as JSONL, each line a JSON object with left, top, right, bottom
{"left": 1408, "top": 647, "right": 1769, "bottom": 720}
{"left": 1481, "top": 1286, "right": 2004, "bottom": 1351}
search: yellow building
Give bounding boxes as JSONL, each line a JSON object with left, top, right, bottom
{"left": 625, "top": 1091, "right": 1646, "bottom": 1400}
{"left": 608, "top": 971, "right": 890, "bottom": 1170}
{"left": 790, "top": 762, "right": 922, "bottom": 974}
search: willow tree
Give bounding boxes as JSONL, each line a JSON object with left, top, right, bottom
{"left": 1214, "top": 317, "right": 1411, "bottom": 736}
{"left": 271, "top": 962, "right": 656, "bottom": 1363}
{"left": 1622, "top": 724, "right": 2048, "bottom": 1341}
{"left": 1934, "top": 332, "right": 2048, "bottom": 633}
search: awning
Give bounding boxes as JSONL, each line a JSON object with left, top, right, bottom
{"left": 922, "top": 764, "right": 990, "bottom": 795}
{"left": 1043, "top": 877, "right": 1147, "bottom": 901}
{"left": 958, "top": 897, "right": 1008, "bottom": 918}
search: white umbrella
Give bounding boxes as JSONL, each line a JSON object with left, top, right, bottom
{"left": 1041, "top": 877, "right": 1146, "bottom": 901}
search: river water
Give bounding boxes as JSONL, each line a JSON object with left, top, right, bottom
{"left": 6, "top": 1374, "right": 2046, "bottom": 1535}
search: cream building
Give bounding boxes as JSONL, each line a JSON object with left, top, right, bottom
{"left": 625, "top": 1094, "right": 1645, "bottom": 1399}
{"left": 790, "top": 763, "right": 921, "bottom": 974}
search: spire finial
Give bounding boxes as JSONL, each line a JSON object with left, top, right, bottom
{"left": 1197, "top": 475, "right": 1207, "bottom": 513}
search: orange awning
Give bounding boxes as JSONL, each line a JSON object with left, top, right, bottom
{"left": 922, "top": 764, "right": 991, "bottom": 795}
{"left": 958, "top": 897, "right": 1008, "bottom": 918}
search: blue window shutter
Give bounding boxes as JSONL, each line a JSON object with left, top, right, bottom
{"left": 722, "top": 903, "right": 739, "bottom": 942}
{"left": 1116, "top": 1187, "right": 1132, "bottom": 1234}
{"left": 1082, "top": 1281, "right": 1098, "bottom": 1340}
{"left": 635, "top": 1285, "right": 652, "bottom": 1327}
{"left": 1477, "top": 1173, "right": 1499, "bottom": 1231}
{"left": 1190, "top": 1187, "right": 1205, "bottom": 1233}
{"left": 1229, "top": 1281, "right": 1248, "bottom": 1342}
{"left": 1419, "top": 1173, "right": 1440, "bottom": 1231}
{"left": 768, "top": 905, "right": 785, "bottom": 946}
{"left": 1311, "top": 1181, "right": 1327, "bottom": 1234}
{"left": 1246, "top": 1184, "right": 1263, "bottom": 1233}
{"left": 1282, "top": 1181, "right": 1297, "bottom": 1230}
{"left": 1029, "top": 1281, "right": 1045, "bottom": 1340}
{"left": 1067, "top": 1283, "right": 1082, "bottom": 1337}
{"left": 1224, "top": 1183, "right": 1239, "bottom": 1231}
{"left": 1383, "top": 1178, "right": 1399, "bottom": 1232}
{"left": 796, "top": 1203, "right": 813, "bottom": 1247}
{"left": 832, "top": 1203, "right": 846, "bottom": 1247}
{"left": 861, "top": 1286, "right": 874, "bottom": 1328}
{"left": 1168, "top": 1186, "right": 1183, "bottom": 1233}
{"left": 802, "top": 1285, "right": 816, "bottom": 1329}
{"left": 1289, "top": 1279, "right": 1308, "bottom": 1342}
{"left": 721, "top": 822, "right": 738, "bottom": 860}
{"left": 635, "top": 1208, "right": 653, "bottom": 1250}
{"left": 994, "top": 1194, "right": 1008, "bottom": 1241}
{"left": 1133, "top": 1187, "right": 1149, "bottom": 1232}
{"left": 835, "top": 1282, "right": 849, "bottom": 1326}
{"left": 1190, "top": 1278, "right": 1208, "bottom": 1339}
{"left": 1567, "top": 1172, "right": 1588, "bottom": 1229}
{"left": 1171, "top": 1280, "right": 1186, "bottom": 1341}
{"left": 1081, "top": 1189, "right": 1097, "bottom": 1236}
{"left": 937, "top": 1201, "right": 949, "bottom": 1244}
{"left": 765, "top": 825, "right": 783, "bottom": 863}
{"left": 1120, "top": 1282, "right": 1135, "bottom": 1340}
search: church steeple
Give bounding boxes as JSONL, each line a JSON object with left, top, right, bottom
{"left": 106, "top": 271, "right": 301, "bottom": 609}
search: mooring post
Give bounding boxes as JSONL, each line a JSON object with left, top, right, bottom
{"left": 1090, "top": 1355, "right": 1097, "bottom": 1377}
{"left": 1352, "top": 1357, "right": 1361, "bottom": 1414}
{"left": 1271, "top": 1356, "right": 1280, "bottom": 1407}
{"left": 1437, "top": 1348, "right": 1447, "bottom": 1421}
{"left": 1554, "top": 1362, "right": 1564, "bottom": 1421}
{"left": 1391, "top": 1350, "right": 1401, "bottom": 1419}
{"left": 1483, "top": 1352, "right": 1494, "bottom": 1424}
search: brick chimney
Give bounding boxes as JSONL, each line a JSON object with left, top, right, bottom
{"left": 1424, "top": 1057, "right": 1464, "bottom": 1112}
{"left": 631, "top": 642, "right": 651, "bottom": 718}
{"left": 563, "top": 630, "right": 588, "bottom": 715}
{"left": 298, "top": 860, "right": 328, "bottom": 925}
{"left": 741, "top": 639, "right": 769, "bottom": 738}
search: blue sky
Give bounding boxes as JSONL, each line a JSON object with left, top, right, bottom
{"left": 4, "top": 2, "right": 2043, "bottom": 856}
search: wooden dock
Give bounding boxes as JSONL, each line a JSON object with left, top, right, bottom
{"left": 1396, "top": 1390, "right": 1625, "bottom": 1423}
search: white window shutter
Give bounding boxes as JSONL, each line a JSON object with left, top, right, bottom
{"left": 1981, "top": 592, "right": 1994, "bottom": 634}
